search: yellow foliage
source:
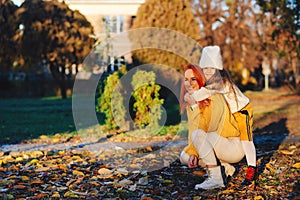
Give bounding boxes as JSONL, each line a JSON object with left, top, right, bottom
{"left": 25, "top": 159, "right": 39, "bottom": 167}
{"left": 64, "top": 191, "right": 79, "bottom": 198}
{"left": 52, "top": 138, "right": 60, "bottom": 143}
{"left": 98, "top": 168, "right": 113, "bottom": 178}
{"left": 265, "top": 163, "right": 276, "bottom": 173}
{"left": 51, "top": 191, "right": 60, "bottom": 198}
{"left": 39, "top": 135, "right": 48, "bottom": 139}
{"left": 72, "top": 170, "right": 85, "bottom": 176}
{"left": 254, "top": 195, "right": 264, "bottom": 200}
{"left": 30, "top": 150, "right": 44, "bottom": 157}
{"left": 15, "top": 157, "right": 23, "bottom": 162}
{"left": 292, "top": 162, "right": 300, "bottom": 169}
{"left": 21, "top": 176, "right": 30, "bottom": 181}
{"left": 30, "top": 179, "right": 43, "bottom": 185}
{"left": 58, "top": 150, "right": 65, "bottom": 155}
{"left": 219, "top": 189, "right": 235, "bottom": 194}
{"left": 279, "top": 149, "right": 295, "bottom": 155}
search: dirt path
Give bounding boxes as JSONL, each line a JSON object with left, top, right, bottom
{"left": 248, "top": 88, "right": 300, "bottom": 137}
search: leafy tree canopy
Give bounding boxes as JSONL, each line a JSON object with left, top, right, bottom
{"left": 0, "top": 0, "right": 19, "bottom": 71}
{"left": 17, "top": 0, "right": 95, "bottom": 98}
{"left": 130, "top": 0, "right": 201, "bottom": 72}
{"left": 19, "top": 0, "right": 95, "bottom": 69}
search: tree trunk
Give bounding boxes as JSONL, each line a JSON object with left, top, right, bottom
{"left": 49, "top": 62, "right": 67, "bottom": 99}
{"left": 60, "top": 66, "right": 67, "bottom": 99}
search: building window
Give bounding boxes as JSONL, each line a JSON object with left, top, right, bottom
{"left": 104, "top": 16, "right": 125, "bottom": 34}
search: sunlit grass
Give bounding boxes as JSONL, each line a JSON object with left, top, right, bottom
{"left": 1, "top": 88, "right": 297, "bottom": 145}
{"left": 0, "top": 97, "right": 76, "bottom": 144}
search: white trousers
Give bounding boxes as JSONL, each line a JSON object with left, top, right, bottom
{"left": 180, "top": 129, "right": 245, "bottom": 166}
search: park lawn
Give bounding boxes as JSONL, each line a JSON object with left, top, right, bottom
{"left": 0, "top": 97, "right": 76, "bottom": 144}
{"left": 0, "top": 96, "right": 182, "bottom": 145}
{"left": 1, "top": 87, "right": 298, "bottom": 145}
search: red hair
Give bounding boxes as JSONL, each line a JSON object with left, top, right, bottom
{"left": 179, "top": 64, "right": 210, "bottom": 113}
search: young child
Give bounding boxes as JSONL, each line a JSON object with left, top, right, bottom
{"left": 187, "top": 46, "right": 257, "bottom": 186}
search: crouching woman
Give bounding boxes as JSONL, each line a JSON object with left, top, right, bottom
{"left": 179, "top": 64, "right": 255, "bottom": 190}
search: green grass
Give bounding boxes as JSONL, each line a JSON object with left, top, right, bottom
{"left": 0, "top": 94, "right": 183, "bottom": 145}
{"left": 0, "top": 97, "right": 76, "bottom": 144}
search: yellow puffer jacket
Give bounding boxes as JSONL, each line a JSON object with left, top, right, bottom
{"left": 183, "top": 94, "right": 240, "bottom": 157}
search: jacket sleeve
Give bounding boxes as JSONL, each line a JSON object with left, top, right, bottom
{"left": 183, "top": 106, "right": 200, "bottom": 157}
{"left": 184, "top": 98, "right": 214, "bottom": 156}
{"left": 192, "top": 87, "right": 216, "bottom": 102}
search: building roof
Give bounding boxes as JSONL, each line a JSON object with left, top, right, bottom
{"left": 65, "top": 0, "right": 145, "bottom": 15}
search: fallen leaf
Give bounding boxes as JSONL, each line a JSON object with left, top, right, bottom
{"left": 57, "top": 186, "right": 68, "bottom": 191}
{"left": 98, "top": 168, "right": 113, "bottom": 178}
{"left": 51, "top": 191, "right": 60, "bottom": 198}
{"left": 192, "top": 170, "right": 206, "bottom": 176}
{"left": 130, "top": 164, "right": 142, "bottom": 170}
{"left": 292, "top": 162, "right": 300, "bottom": 169}
{"left": 73, "top": 170, "right": 85, "bottom": 176}
{"left": 52, "top": 138, "right": 60, "bottom": 143}
{"left": 35, "top": 166, "right": 50, "bottom": 172}
{"left": 146, "top": 146, "right": 152, "bottom": 152}
{"left": 66, "top": 179, "right": 77, "bottom": 187}
{"left": 279, "top": 149, "right": 295, "bottom": 155}
{"left": 141, "top": 197, "right": 153, "bottom": 200}
{"left": 30, "top": 179, "right": 44, "bottom": 185}
{"left": 254, "top": 195, "right": 264, "bottom": 200}
{"left": 115, "top": 168, "right": 129, "bottom": 176}
{"left": 39, "top": 135, "right": 48, "bottom": 139}
{"left": 142, "top": 154, "right": 156, "bottom": 159}
{"left": 21, "top": 176, "right": 30, "bottom": 181}
{"left": 15, "top": 157, "right": 23, "bottom": 162}
{"left": 31, "top": 193, "right": 49, "bottom": 199}
{"left": 13, "top": 185, "right": 26, "bottom": 189}
{"left": 30, "top": 151, "right": 44, "bottom": 158}
{"left": 26, "top": 159, "right": 39, "bottom": 167}
{"left": 219, "top": 189, "right": 234, "bottom": 194}
{"left": 117, "top": 179, "right": 133, "bottom": 187}
{"left": 162, "top": 179, "right": 172, "bottom": 184}
{"left": 64, "top": 191, "right": 79, "bottom": 198}
{"left": 265, "top": 163, "right": 276, "bottom": 173}
{"left": 138, "top": 177, "right": 148, "bottom": 185}
{"left": 129, "top": 183, "right": 137, "bottom": 191}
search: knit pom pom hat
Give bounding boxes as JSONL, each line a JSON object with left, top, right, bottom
{"left": 199, "top": 46, "right": 223, "bottom": 70}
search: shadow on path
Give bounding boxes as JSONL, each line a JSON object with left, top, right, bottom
{"left": 254, "top": 118, "right": 289, "bottom": 154}
{"left": 253, "top": 118, "right": 290, "bottom": 187}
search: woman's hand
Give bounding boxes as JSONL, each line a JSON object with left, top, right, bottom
{"left": 188, "top": 154, "right": 198, "bottom": 168}
{"left": 184, "top": 93, "right": 196, "bottom": 106}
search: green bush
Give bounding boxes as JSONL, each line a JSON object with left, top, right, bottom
{"left": 131, "top": 70, "right": 164, "bottom": 130}
{"left": 96, "top": 66, "right": 127, "bottom": 131}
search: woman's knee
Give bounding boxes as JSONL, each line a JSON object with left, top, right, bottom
{"left": 191, "top": 129, "right": 206, "bottom": 145}
{"left": 180, "top": 151, "right": 189, "bottom": 164}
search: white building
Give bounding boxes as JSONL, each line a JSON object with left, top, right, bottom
{"left": 64, "top": 0, "right": 145, "bottom": 72}
{"left": 64, "top": 0, "right": 145, "bottom": 38}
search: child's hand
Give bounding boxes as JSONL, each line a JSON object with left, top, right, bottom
{"left": 184, "top": 93, "right": 196, "bottom": 106}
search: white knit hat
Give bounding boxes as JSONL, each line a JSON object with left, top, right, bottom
{"left": 199, "top": 46, "right": 223, "bottom": 70}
